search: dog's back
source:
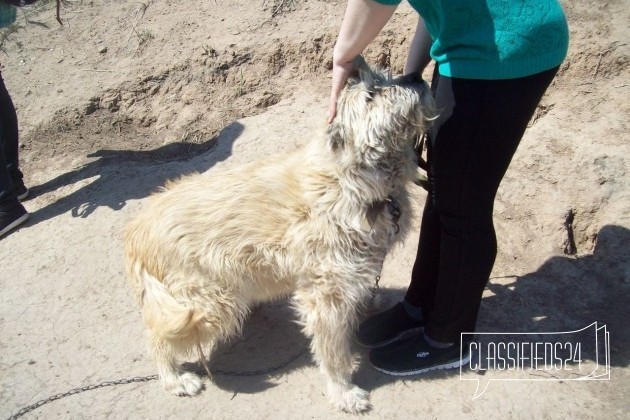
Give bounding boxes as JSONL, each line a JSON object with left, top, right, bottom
{"left": 124, "top": 143, "right": 341, "bottom": 342}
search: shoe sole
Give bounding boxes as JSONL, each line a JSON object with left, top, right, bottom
{"left": 0, "top": 212, "right": 30, "bottom": 238}
{"left": 369, "top": 352, "right": 471, "bottom": 377}
{"left": 17, "top": 190, "right": 29, "bottom": 201}
{"left": 355, "top": 327, "right": 424, "bottom": 349}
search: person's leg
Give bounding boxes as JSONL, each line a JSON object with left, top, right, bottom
{"left": 369, "top": 67, "right": 559, "bottom": 374}
{"left": 0, "top": 71, "right": 16, "bottom": 202}
{"left": 0, "top": 140, "right": 13, "bottom": 203}
{"left": 0, "top": 71, "right": 28, "bottom": 238}
{"left": 0, "top": 165, "right": 28, "bottom": 238}
{"left": 0, "top": 71, "right": 22, "bottom": 184}
{"left": 404, "top": 70, "right": 446, "bottom": 318}
{"left": 424, "top": 67, "right": 559, "bottom": 344}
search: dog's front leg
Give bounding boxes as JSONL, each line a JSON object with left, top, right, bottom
{"left": 293, "top": 286, "right": 370, "bottom": 413}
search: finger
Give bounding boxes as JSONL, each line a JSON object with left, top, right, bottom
{"left": 327, "top": 107, "right": 336, "bottom": 124}
{"left": 327, "top": 88, "right": 340, "bottom": 124}
{"left": 327, "top": 68, "right": 351, "bottom": 123}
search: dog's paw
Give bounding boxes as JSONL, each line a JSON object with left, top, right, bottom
{"left": 328, "top": 384, "right": 371, "bottom": 413}
{"left": 165, "top": 372, "right": 204, "bottom": 397}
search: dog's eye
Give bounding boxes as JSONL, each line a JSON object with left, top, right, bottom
{"left": 365, "top": 84, "right": 383, "bottom": 102}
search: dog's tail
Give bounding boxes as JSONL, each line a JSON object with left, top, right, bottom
{"left": 140, "top": 271, "right": 202, "bottom": 341}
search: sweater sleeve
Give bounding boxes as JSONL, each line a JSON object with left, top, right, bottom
{"left": 370, "top": 0, "right": 402, "bottom": 5}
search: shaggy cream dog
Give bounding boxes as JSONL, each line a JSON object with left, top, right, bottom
{"left": 125, "top": 60, "right": 435, "bottom": 413}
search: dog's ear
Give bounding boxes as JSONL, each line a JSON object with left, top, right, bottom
{"left": 354, "top": 57, "right": 385, "bottom": 102}
{"left": 344, "top": 56, "right": 367, "bottom": 86}
{"left": 326, "top": 121, "right": 345, "bottom": 152}
{"left": 353, "top": 55, "right": 371, "bottom": 73}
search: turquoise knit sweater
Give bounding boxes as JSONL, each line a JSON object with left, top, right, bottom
{"left": 374, "top": 0, "right": 569, "bottom": 79}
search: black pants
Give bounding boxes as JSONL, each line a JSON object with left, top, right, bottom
{"left": 0, "top": 70, "right": 21, "bottom": 204}
{"left": 404, "top": 67, "right": 559, "bottom": 343}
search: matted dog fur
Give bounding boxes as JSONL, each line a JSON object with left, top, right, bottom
{"left": 125, "top": 59, "right": 435, "bottom": 413}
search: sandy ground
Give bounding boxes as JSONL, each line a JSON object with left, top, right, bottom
{"left": 1, "top": 0, "right": 628, "bottom": 418}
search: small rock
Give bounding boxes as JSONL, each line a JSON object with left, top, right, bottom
{"left": 84, "top": 100, "right": 98, "bottom": 115}
{"left": 98, "top": 46, "right": 108, "bottom": 54}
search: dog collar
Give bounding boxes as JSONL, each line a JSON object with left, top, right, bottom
{"left": 366, "top": 196, "right": 401, "bottom": 233}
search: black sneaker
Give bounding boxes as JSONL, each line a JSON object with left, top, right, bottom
{"left": 369, "top": 333, "right": 470, "bottom": 376}
{"left": 355, "top": 302, "right": 425, "bottom": 349}
{"left": 0, "top": 199, "right": 29, "bottom": 238}
{"left": 13, "top": 179, "right": 29, "bottom": 201}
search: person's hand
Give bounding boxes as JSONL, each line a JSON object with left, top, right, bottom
{"left": 327, "top": 58, "right": 358, "bottom": 124}
{"left": 326, "top": 0, "right": 398, "bottom": 123}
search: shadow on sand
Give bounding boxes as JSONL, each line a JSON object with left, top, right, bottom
{"left": 24, "top": 122, "right": 245, "bottom": 226}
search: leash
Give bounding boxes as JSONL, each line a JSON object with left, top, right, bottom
{"left": 370, "top": 270, "right": 381, "bottom": 306}
{"left": 6, "top": 349, "right": 307, "bottom": 420}
{"left": 6, "top": 375, "right": 159, "bottom": 420}
{"left": 415, "top": 133, "right": 431, "bottom": 191}
{"left": 366, "top": 194, "right": 403, "bottom": 306}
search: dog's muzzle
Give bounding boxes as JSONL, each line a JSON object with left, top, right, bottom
{"left": 396, "top": 72, "right": 423, "bottom": 86}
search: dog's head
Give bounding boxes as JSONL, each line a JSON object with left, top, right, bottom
{"left": 327, "top": 57, "right": 436, "bottom": 170}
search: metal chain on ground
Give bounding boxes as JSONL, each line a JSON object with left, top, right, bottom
{"left": 7, "top": 375, "right": 159, "bottom": 420}
{"left": 213, "top": 347, "right": 308, "bottom": 377}
{"left": 7, "top": 348, "right": 308, "bottom": 420}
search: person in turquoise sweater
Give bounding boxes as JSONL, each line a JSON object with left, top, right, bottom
{"left": 327, "top": 0, "right": 569, "bottom": 375}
